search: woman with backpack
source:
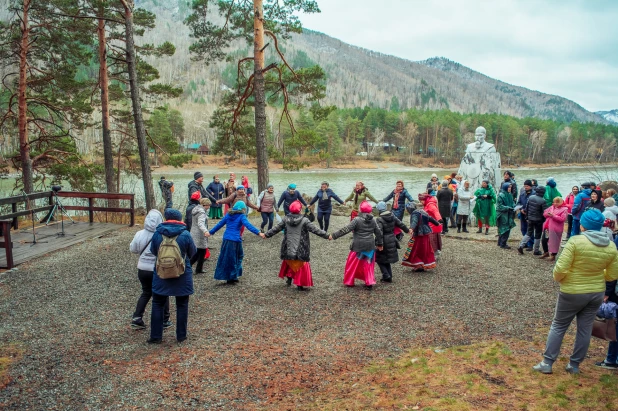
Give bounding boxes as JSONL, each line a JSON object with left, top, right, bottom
{"left": 207, "top": 201, "right": 266, "bottom": 284}
{"left": 129, "top": 209, "right": 171, "bottom": 330}
{"left": 264, "top": 200, "right": 329, "bottom": 291}
{"left": 148, "top": 208, "right": 197, "bottom": 344}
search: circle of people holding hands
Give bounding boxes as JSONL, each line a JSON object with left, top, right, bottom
{"left": 133, "top": 169, "right": 618, "bottom": 378}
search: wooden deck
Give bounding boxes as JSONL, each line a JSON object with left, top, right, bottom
{"left": 0, "top": 221, "right": 126, "bottom": 269}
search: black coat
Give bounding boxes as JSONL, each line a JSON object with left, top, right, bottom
{"left": 525, "top": 186, "right": 547, "bottom": 222}
{"left": 436, "top": 188, "right": 453, "bottom": 221}
{"left": 184, "top": 199, "right": 199, "bottom": 231}
{"left": 264, "top": 214, "right": 328, "bottom": 261}
{"left": 376, "top": 212, "right": 409, "bottom": 264}
{"left": 188, "top": 180, "right": 216, "bottom": 203}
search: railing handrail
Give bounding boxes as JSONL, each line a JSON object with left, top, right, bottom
{"left": 0, "top": 191, "right": 51, "bottom": 206}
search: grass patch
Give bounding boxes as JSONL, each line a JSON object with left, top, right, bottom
{"left": 0, "top": 344, "right": 24, "bottom": 389}
{"left": 296, "top": 340, "right": 618, "bottom": 410}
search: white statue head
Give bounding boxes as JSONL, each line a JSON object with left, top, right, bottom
{"left": 475, "top": 126, "right": 486, "bottom": 147}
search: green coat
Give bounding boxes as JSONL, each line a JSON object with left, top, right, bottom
{"left": 496, "top": 191, "right": 516, "bottom": 235}
{"left": 345, "top": 189, "right": 378, "bottom": 211}
{"left": 473, "top": 185, "right": 496, "bottom": 226}
{"left": 544, "top": 186, "right": 562, "bottom": 207}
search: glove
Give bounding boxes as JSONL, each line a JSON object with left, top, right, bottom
{"left": 304, "top": 207, "right": 309, "bottom": 213}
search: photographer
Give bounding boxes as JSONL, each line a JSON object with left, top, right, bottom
{"left": 158, "top": 177, "right": 174, "bottom": 209}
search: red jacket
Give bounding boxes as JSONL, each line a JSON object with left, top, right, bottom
{"left": 423, "top": 196, "right": 443, "bottom": 234}
{"left": 564, "top": 193, "right": 576, "bottom": 213}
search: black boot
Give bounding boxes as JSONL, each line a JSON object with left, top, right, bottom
{"left": 485, "top": 228, "right": 489, "bottom": 235}
{"left": 457, "top": 224, "right": 461, "bottom": 233}
{"left": 476, "top": 227, "right": 482, "bottom": 233}
{"left": 286, "top": 276, "right": 292, "bottom": 286}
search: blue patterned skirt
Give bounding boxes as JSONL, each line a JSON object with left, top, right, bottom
{"left": 214, "top": 239, "right": 244, "bottom": 281}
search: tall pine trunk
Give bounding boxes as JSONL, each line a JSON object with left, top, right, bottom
{"left": 253, "top": 0, "right": 268, "bottom": 193}
{"left": 122, "top": 0, "right": 155, "bottom": 210}
{"left": 18, "top": 0, "right": 33, "bottom": 193}
{"left": 97, "top": 8, "right": 116, "bottom": 197}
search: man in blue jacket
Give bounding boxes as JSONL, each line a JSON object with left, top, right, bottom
{"left": 516, "top": 180, "right": 534, "bottom": 249}
{"left": 149, "top": 208, "right": 197, "bottom": 344}
{"left": 309, "top": 181, "right": 344, "bottom": 231}
{"left": 570, "top": 182, "right": 593, "bottom": 237}
{"left": 277, "top": 184, "right": 307, "bottom": 215}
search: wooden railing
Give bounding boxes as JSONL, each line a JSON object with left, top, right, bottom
{"left": 0, "top": 191, "right": 135, "bottom": 269}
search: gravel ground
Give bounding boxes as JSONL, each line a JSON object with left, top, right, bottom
{"left": 0, "top": 215, "right": 558, "bottom": 409}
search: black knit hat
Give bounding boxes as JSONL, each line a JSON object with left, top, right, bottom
{"left": 523, "top": 179, "right": 532, "bottom": 186}
{"left": 194, "top": 172, "right": 203, "bottom": 180}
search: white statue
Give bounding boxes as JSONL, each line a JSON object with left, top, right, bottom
{"left": 466, "top": 126, "right": 496, "bottom": 153}
{"left": 458, "top": 126, "right": 501, "bottom": 194}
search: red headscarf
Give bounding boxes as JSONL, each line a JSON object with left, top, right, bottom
{"left": 190, "top": 191, "right": 201, "bottom": 201}
{"left": 289, "top": 200, "right": 302, "bottom": 214}
{"left": 359, "top": 201, "right": 372, "bottom": 213}
{"left": 241, "top": 176, "right": 250, "bottom": 189}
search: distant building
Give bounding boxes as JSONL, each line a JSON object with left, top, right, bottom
{"left": 197, "top": 145, "right": 210, "bottom": 155}
{"left": 184, "top": 143, "right": 201, "bottom": 153}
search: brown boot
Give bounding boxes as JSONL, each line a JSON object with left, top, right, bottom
{"left": 548, "top": 255, "right": 556, "bottom": 262}
{"left": 540, "top": 252, "right": 549, "bottom": 259}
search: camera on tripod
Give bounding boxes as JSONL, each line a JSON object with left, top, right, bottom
{"left": 51, "top": 185, "right": 63, "bottom": 192}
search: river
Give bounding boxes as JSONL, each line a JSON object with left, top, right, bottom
{"left": 1, "top": 166, "right": 614, "bottom": 209}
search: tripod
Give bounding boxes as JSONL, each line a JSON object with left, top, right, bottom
{"left": 45, "top": 191, "right": 75, "bottom": 237}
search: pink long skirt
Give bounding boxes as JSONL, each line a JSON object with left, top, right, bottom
{"left": 548, "top": 230, "right": 563, "bottom": 254}
{"left": 343, "top": 251, "right": 376, "bottom": 286}
{"left": 278, "top": 260, "right": 314, "bottom": 287}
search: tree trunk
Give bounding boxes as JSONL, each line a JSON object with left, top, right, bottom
{"left": 97, "top": 9, "right": 116, "bottom": 197}
{"left": 122, "top": 0, "right": 155, "bottom": 210}
{"left": 253, "top": 0, "right": 268, "bottom": 193}
{"left": 18, "top": 1, "right": 33, "bottom": 193}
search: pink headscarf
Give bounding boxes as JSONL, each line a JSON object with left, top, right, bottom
{"left": 359, "top": 201, "right": 372, "bottom": 213}
{"left": 289, "top": 200, "right": 302, "bottom": 214}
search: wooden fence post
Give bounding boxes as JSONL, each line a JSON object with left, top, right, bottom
{"left": 11, "top": 203, "right": 18, "bottom": 230}
{"left": 1, "top": 220, "right": 14, "bottom": 269}
{"left": 130, "top": 195, "right": 135, "bottom": 227}
{"left": 88, "top": 198, "right": 94, "bottom": 224}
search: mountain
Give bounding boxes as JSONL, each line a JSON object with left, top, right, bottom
{"left": 137, "top": 1, "right": 608, "bottom": 126}
{"left": 596, "top": 110, "right": 618, "bottom": 124}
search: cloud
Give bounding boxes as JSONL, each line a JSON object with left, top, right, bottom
{"left": 299, "top": 0, "right": 618, "bottom": 111}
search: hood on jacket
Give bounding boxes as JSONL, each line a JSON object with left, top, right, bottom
{"left": 582, "top": 230, "right": 611, "bottom": 247}
{"left": 534, "top": 186, "right": 546, "bottom": 197}
{"left": 379, "top": 210, "right": 393, "bottom": 218}
{"left": 360, "top": 213, "right": 374, "bottom": 222}
{"left": 192, "top": 204, "right": 205, "bottom": 216}
{"left": 286, "top": 213, "right": 305, "bottom": 227}
{"left": 156, "top": 221, "right": 187, "bottom": 237}
{"left": 604, "top": 206, "right": 618, "bottom": 216}
{"left": 228, "top": 209, "right": 244, "bottom": 216}
{"left": 144, "top": 209, "right": 163, "bottom": 232}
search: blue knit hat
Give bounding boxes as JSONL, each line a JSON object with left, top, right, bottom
{"left": 547, "top": 177, "right": 557, "bottom": 188}
{"left": 580, "top": 209, "right": 605, "bottom": 231}
{"left": 232, "top": 201, "right": 246, "bottom": 211}
{"left": 376, "top": 201, "right": 387, "bottom": 212}
{"left": 288, "top": 184, "right": 296, "bottom": 190}
{"left": 164, "top": 208, "right": 182, "bottom": 221}
{"left": 237, "top": 185, "right": 245, "bottom": 190}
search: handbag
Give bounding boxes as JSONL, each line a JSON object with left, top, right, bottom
{"left": 592, "top": 316, "right": 617, "bottom": 342}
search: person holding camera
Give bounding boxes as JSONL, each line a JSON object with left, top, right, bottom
{"left": 158, "top": 177, "right": 174, "bottom": 209}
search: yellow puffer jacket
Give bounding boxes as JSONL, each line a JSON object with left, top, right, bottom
{"left": 553, "top": 231, "right": 618, "bottom": 294}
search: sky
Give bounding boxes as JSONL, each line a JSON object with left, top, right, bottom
{"left": 298, "top": 0, "right": 618, "bottom": 112}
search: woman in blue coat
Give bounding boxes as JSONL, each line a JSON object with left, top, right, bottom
{"left": 383, "top": 180, "right": 414, "bottom": 221}
{"left": 207, "top": 201, "right": 265, "bottom": 284}
{"left": 309, "top": 181, "right": 344, "bottom": 231}
{"left": 149, "top": 208, "right": 197, "bottom": 344}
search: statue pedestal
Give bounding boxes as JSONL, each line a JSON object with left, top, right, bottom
{"left": 457, "top": 151, "right": 502, "bottom": 195}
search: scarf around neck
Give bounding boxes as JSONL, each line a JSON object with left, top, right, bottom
{"left": 393, "top": 187, "right": 403, "bottom": 209}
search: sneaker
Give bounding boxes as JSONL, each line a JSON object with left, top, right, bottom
{"left": 380, "top": 278, "right": 393, "bottom": 283}
{"left": 147, "top": 338, "right": 162, "bottom": 344}
{"left": 532, "top": 361, "right": 552, "bottom": 374}
{"left": 163, "top": 320, "right": 173, "bottom": 329}
{"left": 502, "top": 245, "right": 512, "bottom": 250}
{"left": 595, "top": 361, "right": 618, "bottom": 370}
{"left": 565, "top": 364, "right": 580, "bottom": 374}
{"left": 131, "top": 317, "right": 146, "bottom": 329}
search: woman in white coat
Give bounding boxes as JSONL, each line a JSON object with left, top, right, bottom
{"left": 456, "top": 181, "right": 474, "bottom": 233}
{"left": 190, "top": 198, "right": 211, "bottom": 274}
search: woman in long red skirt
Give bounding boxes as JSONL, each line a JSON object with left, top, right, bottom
{"left": 418, "top": 193, "right": 443, "bottom": 254}
{"left": 402, "top": 202, "right": 441, "bottom": 271}
{"left": 264, "top": 200, "right": 329, "bottom": 291}
{"left": 331, "top": 201, "right": 383, "bottom": 289}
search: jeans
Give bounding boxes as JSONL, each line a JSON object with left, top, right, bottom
{"left": 151, "top": 293, "right": 190, "bottom": 341}
{"left": 317, "top": 210, "right": 332, "bottom": 232}
{"left": 567, "top": 214, "right": 573, "bottom": 239}
{"left": 377, "top": 262, "right": 392, "bottom": 280}
{"left": 520, "top": 217, "right": 534, "bottom": 247}
{"left": 450, "top": 205, "right": 457, "bottom": 227}
{"left": 261, "top": 212, "right": 274, "bottom": 231}
{"left": 543, "top": 291, "right": 604, "bottom": 366}
{"left": 190, "top": 248, "right": 206, "bottom": 273}
{"left": 571, "top": 219, "right": 581, "bottom": 237}
{"left": 606, "top": 320, "right": 618, "bottom": 363}
{"left": 133, "top": 269, "right": 169, "bottom": 321}
{"left": 498, "top": 231, "right": 510, "bottom": 247}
